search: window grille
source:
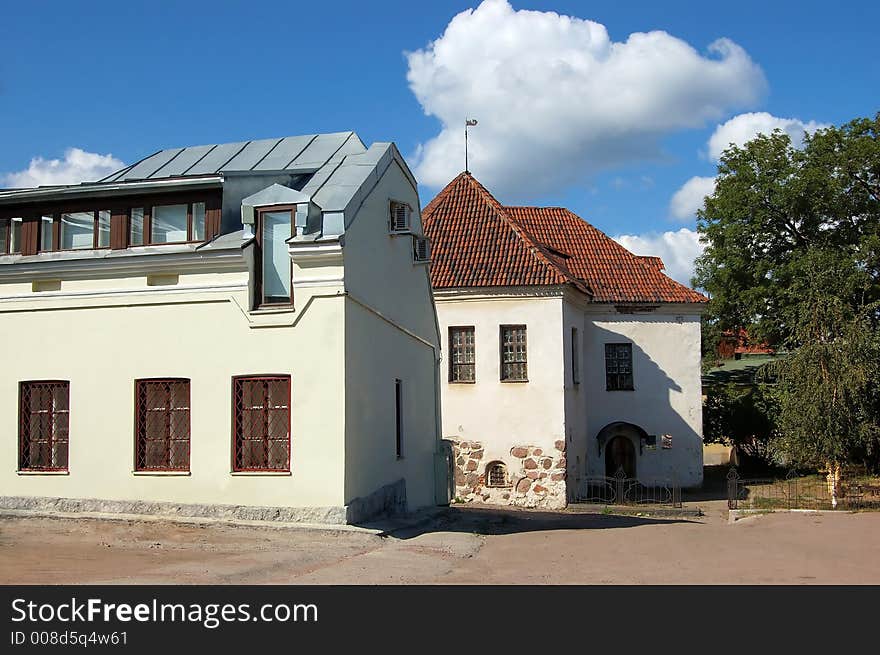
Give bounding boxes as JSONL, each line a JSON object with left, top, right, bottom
{"left": 500, "top": 325, "right": 528, "bottom": 381}
{"left": 19, "top": 381, "right": 69, "bottom": 471}
{"left": 233, "top": 376, "right": 291, "bottom": 471}
{"left": 486, "top": 462, "right": 507, "bottom": 487}
{"left": 449, "top": 326, "right": 476, "bottom": 382}
{"left": 605, "top": 343, "right": 634, "bottom": 390}
{"left": 135, "top": 379, "right": 191, "bottom": 471}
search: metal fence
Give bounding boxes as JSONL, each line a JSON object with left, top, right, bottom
{"left": 576, "top": 467, "right": 682, "bottom": 508}
{"left": 727, "top": 467, "right": 880, "bottom": 510}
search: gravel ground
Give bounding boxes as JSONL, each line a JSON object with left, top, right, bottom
{"left": 2, "top": 503, "right": 879, "bottom": 584}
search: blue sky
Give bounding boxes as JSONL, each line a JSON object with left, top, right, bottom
{"left": 2, "top": 1, "right": 877, "bottom": 284}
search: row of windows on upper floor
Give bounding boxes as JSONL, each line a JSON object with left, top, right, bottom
{"left": 448, "top": 325, "right": 634, "bottom": 391}
{"left": 0, "top": 202, "right": 210, "bottom": 255}
{"left": 16, "top": 376, "right": 406, "bottom": 474}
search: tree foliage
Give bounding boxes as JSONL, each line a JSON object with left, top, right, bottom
{"left": 696, "top": 112, "right": 880, "bottom": 469}
{"left": 703, "top": 382, "right": 777, "bottom": 460}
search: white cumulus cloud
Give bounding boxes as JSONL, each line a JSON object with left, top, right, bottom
{"left": 707, "top": 111, "right": 828, "bottom": 160}
{"left": 406, "top": 0, "right": 765, "bottom": 196}
{"left": 613, "top": 228, "right": 704, "bottom": 286}
{"left": 3, "top": 148, "right": 124, "bottom": 188}
{"left": 668, "top": 112, "right": 827, "bottom": 220}
{"left": 669, "top": 175, "right": 716, "bottom": 220}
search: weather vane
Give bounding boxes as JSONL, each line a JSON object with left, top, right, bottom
{"left": 465, "top": 119, "right": 478, "bottom": 173}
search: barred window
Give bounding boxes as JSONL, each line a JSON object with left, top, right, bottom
{"left": 500, "top": 325, "right": 527, "bottom": 381}
{"left": 449, "top": 326, "right": 475, "bottom": 382}
{"left": 605, "top": 343, "right": 634, "bottom": 391}
{"left": 486, "top": 461, "right": 507, "bottom": 487}
{"left": 135, "top": 379, "right": 191, "bottom": 471}
{"left": 19, "top": 381, "right": 69, "bottom": 471}
{"left": 233, "top": 376, "right": 291, "bottom": 472}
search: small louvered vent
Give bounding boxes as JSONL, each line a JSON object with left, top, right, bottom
{"left": 412, "top": 235, "right": 430, "bottom": 263}
{"left": 389, "top": 201, "right": 411, "bottom": 233}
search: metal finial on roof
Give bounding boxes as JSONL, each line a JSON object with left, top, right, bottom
{"left": 465, "top": 119, "right": 478, "bottom": 173}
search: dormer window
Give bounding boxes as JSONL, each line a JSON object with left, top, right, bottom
{"left": 0, "top": 217, "right": 23, "bottom": 255}
{"left": 150, "top": 202, "right": 206, "bottom": 244}
{"left": 255, "top": 207, "right": 293, "bottom": 307}
{"left": 389, "top": 201, "right": 411, "bottom": 234}
{"left": 58, "top": 210, "right": 111, "bottom": 250}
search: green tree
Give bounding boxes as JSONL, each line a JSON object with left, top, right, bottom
{"left": 703, "top": 382, "right": 777, "bottom": 463}
{"left": 695, "top": 113, "right": 880, "bottom": 479}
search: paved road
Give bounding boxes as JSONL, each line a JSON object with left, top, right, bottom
{"left": 1, "top": 504, "right": 878, "bottom": 584}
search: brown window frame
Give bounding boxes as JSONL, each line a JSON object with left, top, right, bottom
{"left": 134, "top": 378, "right": 191, "bottom": 472}
{"left": 232, "top": 375, "right": 291, "bottom": 473}
{"left": 3, "top": 190, "right": 220, "bottom": 254}
{"left": 449, "top": 326, "right": 476, "bottom": 383}
{"left": 44, "top": 210, "right": 113, "bottom": 252}
{"left": 605, "top": 343, "right": 634, "bottom": 391}
{"left": 500, "top": 325, "right": 528, "bottom": 382}
{"left": 145, "top": 201, "right": 208, "bottom": 246}
{"left": 0, "top": 216, "right": 24, "bottom": 255}
{"left": 254, "top": 206, "right": 294, "bottom": 309}
{"left": 18, "top": 380, "right": 70, "bottom": 472}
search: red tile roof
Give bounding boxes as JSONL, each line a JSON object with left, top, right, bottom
{"left": 423, "top": 172, "right": 707, "bottom": 304}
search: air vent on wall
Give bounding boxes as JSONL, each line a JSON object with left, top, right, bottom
{"left": 412, "top": 235, "right": 430, "bottom": 263}
{"left": 389, "top": 201, "right": 411, "bottom": 234}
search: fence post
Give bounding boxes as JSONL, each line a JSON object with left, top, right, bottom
{"left": 727, "top": 467, "right": 739, "bottom": 510}
{"left": 615, "top": 467, "right": 626, "bottom": 506}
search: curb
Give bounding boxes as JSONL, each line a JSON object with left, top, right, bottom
{"left": 727, "top": 508, "right": 854, "bottom": 524}
{"left": 0, "top": 508, "right": 386, "bottom": 535}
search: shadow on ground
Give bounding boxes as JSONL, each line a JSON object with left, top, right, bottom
{"left": 385, "top": 505, "right": 695, "bottom": 539}
{"left": 681, "top": 465, "right": 731, "bottom": 502}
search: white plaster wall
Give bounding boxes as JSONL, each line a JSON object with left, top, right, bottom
{"left": 339, "top": 158, "right": 441, "bottom": 512}
{"left": 0, "top": 271, "right": 348, "bottom": 509}
{"left": 435, "top": 293, "right": 566, "bottom": 480}
{"left": 582, "top": 307, "right": 704, "bottom": 487}
{"left": 561, "top": 296, "right": 589, "bottom": 499}
{"left": 344, "top": 300, "right": 438, "bottom": 511}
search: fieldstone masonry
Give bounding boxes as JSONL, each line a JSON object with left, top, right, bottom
{"left": 452, "top": 439, "right": 567, "bottom": 509}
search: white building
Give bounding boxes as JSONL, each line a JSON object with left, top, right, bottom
{"left": 424, "top": 173, "right": 707, "bottom": 509}
{"left": 0, "top": 132, "right": 442, "bottom": 524}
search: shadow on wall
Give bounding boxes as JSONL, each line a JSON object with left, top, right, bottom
{"left": 587, "top": 323, "right": 702, "bottom": 486}
{"left": 388, "top": 505, "right": 695, "bottom": 539}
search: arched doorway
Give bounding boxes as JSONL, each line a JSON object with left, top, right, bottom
{"left": 605, "top": 435, "right": 636, "bottom": 477}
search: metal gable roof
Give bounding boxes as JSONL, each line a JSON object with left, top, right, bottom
{"left": 98, "top": 132, "right": 366, "bottom": 183}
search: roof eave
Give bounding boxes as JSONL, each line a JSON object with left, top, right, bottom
{"left": 0, "top": 176, "right": 224, "bottom": 206}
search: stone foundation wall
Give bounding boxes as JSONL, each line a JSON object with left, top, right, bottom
{"left": 452, "top": 439, "right": 567, "bottom": 509}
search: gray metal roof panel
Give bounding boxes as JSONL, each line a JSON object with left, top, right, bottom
{"left": 120, "top": 148, "right": 184, "bottom": 181}
{"left": 220, "top": 138, "right": 283, "bottom": 172}
{"left": 150, "top": 144, "right": 216, "bottom": 178}
{"left": 185, "top": 142, "right": 249, "bottom": 175}
{"left": 299, "top": 160, "right": 342, "bottom": 197}
{"left": 252, "top": 135, "right": 316, "bottom": 171}
{"left": 327, "top": 133, "right": 368, "bottom": 162}
{"left": 289, "top": 132, "right": 356, "bottom": 169}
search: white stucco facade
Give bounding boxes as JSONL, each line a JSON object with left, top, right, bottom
{"left": 0, "top": 138, "right": 441, "bottom": 524}
{"left": 435, "top": 287, "right": 704, "bottom": 508}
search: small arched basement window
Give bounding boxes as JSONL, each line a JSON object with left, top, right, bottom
{"left": 486, "top": 461, "right": 507, "bottom": 487}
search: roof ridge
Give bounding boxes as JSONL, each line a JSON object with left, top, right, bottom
{"left": 460, "top": 174, "right": 580, "bottom": 290}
